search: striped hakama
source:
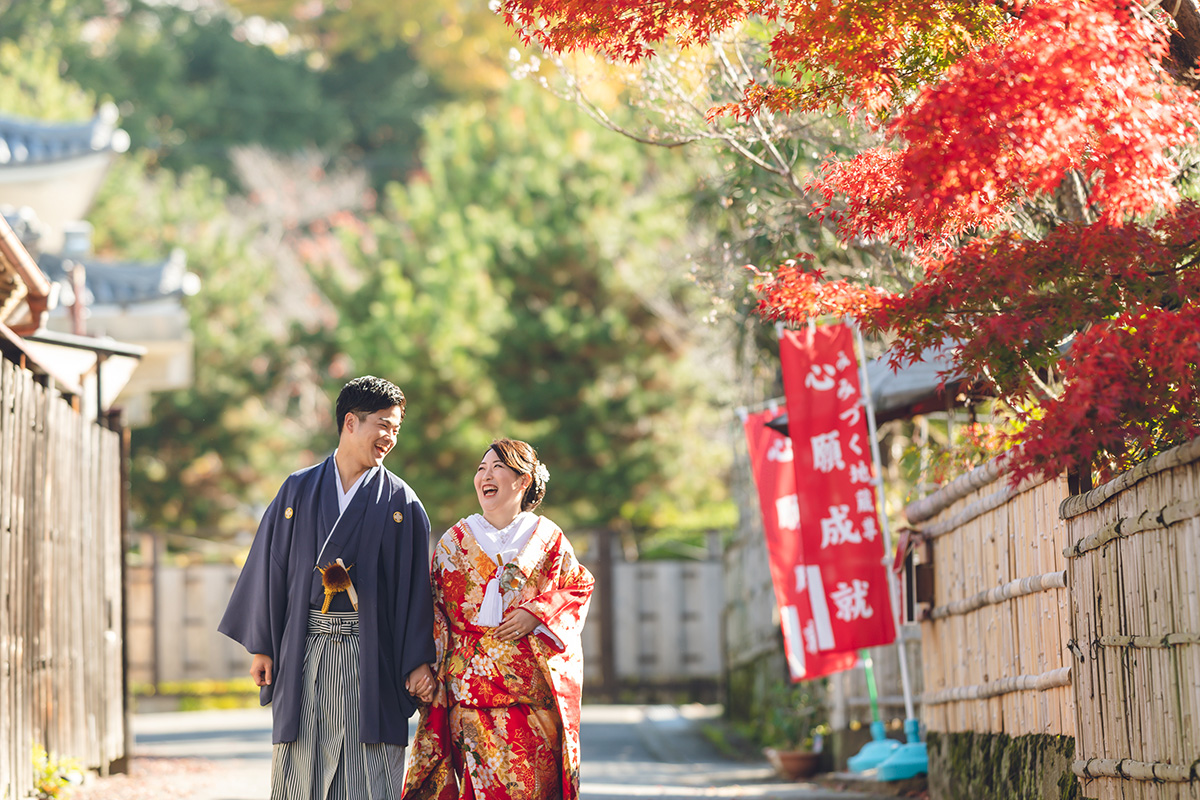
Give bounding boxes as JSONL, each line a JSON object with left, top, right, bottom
{"left": 271, "top": 611, "right": 405, "bottom": 800}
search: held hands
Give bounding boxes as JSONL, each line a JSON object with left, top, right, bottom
{"left": 250, "top": 654, "right": 273, "bottom": 687}
{"left": 494, "top": 608, "right": 539, "bottom": 642}
{"left": 405, "top": 663, "right": 436, "bottom": 704}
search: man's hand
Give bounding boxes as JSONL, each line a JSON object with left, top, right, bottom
{"left": 251, "top": 654, "right": 273, "bottom": 687}
{"left": 405, "top": 663, "right": 436, "bottom": 703}
{"left": 495, "top": 608, "right": 539, "bottom": 642}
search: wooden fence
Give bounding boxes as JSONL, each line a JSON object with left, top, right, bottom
{"left": 907, "top": 462, "right": 1074, "bottom": 739}
{"left": 127, "top": 530, "right": 723, "bottom": 700}
{"left": 1061, "top": 439, "right": 1200, "bottom": 800}
{"left": 0, "top": 356, "right": 126, "bottom": 800}
{"left": 909, "top": 438, "right": 1200, "bottom": 799}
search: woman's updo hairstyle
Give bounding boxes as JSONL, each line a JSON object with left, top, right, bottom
{"left": 488, "top": 438, "right": 548, "bottom": 512}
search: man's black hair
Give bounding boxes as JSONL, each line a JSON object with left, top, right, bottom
{"left": 335, "top": 376, "right": 406, "bottom": 434}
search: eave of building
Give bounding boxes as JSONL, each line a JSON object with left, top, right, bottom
{"left": 0, "top": 322, "right": 85, "bottom": 397}
{"left": 0, "top": 105, "right": 130, "bottom": 252}
{"left": 0, "top": 150, "right": 116, "bottom": 184}
{"left": 12, "top": 328, "right": 146, "bottom": 419}
{"left": 0, "top": 103, "right": 129, "bottom": 168}
{"left": 0, "top": 214, "right": 53, "bottom": 333}
{"left": 40, "top": 248, "right": 193, "bottom": 308}
{"left": 0, "top": 242, "right": 25, "bottom": 321}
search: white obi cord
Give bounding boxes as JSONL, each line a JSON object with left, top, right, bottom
{"left": 464, "top": 513, "right": 561, "bottom": 647}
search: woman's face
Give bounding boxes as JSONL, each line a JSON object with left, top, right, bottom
{"left": 474, "top": 448, "right": 529, "bottom": 521}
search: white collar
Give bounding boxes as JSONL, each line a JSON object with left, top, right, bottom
{"left": 466, "top": 512, "right": 539, "bottom": 562}
{"left": 331, "top": 451, "right": 376, "bottom": 517}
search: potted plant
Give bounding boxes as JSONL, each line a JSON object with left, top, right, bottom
{"left": 759, "top": 679, "right": 827, "bottom": 780}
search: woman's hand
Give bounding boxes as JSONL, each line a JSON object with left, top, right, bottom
{"left": 494, "top": 608, "right": 540, "bottom": 641}
{"left": 405, "top": 663, "right": 437, "bottom": 703}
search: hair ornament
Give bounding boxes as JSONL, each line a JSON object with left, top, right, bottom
{"left": 534, "top": 463, "right": 550, "bottom": 484}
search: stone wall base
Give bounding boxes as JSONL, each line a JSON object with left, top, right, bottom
{"left": 927, "top": 731, "right": 1079, "bottom": 800}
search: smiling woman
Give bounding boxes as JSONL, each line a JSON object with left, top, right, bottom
{"left": 406, "top": 438, "right": 594, "bottom": 800}
{"left": 474, "top": 439, "right": 545, "bottom": 529}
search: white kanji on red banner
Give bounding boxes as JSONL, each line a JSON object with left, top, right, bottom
{"left": 779, "top": 324, "right": 896, "bottom": 653}
{"left": 810, "top": 431, "right": 846, "bottom": 473}
{"left": 742, "top": 409, "right": 857, "bottom": 681}
{"left": 819, "top": 504, "right": 861, "bottom": 548}
{"left": 831, "top": 579, "right": 875, "bottom": 622}
{"left": 775, "top": 494, "right": 800, "bottom": 532}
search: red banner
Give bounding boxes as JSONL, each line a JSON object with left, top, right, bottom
{"left": 779, "top": 324, "right": 896, "bottom": 652}
{"left": 743, "top": 408, "right": 857, "bottom": 681}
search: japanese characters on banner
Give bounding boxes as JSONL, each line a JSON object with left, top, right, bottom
{"left": 779, "top": 324, "right": 897, "bottom": 653}
{"left": 742, "top": 409, "right": 857, "bottom": 682}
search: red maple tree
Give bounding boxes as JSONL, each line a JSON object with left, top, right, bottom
{"left": 502, "top": 0, "right": 1200, "bottom": 482}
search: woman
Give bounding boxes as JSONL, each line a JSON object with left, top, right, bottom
{"left": 404, "top": 439, "right": 594, "bottom": 800}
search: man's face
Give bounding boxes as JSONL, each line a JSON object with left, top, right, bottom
{"left": 341, "top": 406, "right": 403, "bottom": 471}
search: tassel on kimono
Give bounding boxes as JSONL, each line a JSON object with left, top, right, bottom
{"left": 477, "top": 554, "right": 505, "bottom": 626}
{"left": 317, "top": 559, "right": 358, "bottom": 613}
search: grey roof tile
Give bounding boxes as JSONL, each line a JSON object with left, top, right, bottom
{"left": 0, "top": 102, "right": 130, "bottom": 166}
{"left": 38, "top": 248, "right": 195, "bottom": 307}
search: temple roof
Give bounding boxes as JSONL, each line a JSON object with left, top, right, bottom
{"left": 0, "top": 102, "right": 130, "bottom": 167}
{"left": 38, "top": 248, "right": 198, "bottom": 308}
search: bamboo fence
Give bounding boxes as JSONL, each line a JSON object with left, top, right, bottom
{"left": 0, "top": 355, "right": 126, "bottom": 800}
{"left": 1061, "top": 439, "right": 1200, "bottom": 800}
{"left": 906, "top": 458, "right": 1075, "bottom": 739}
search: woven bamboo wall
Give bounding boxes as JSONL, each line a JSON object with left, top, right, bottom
{"left": 907, "top": 460, "right": 1074, "bottom": 739}
{"left": 0, "top": 357, "right": 126, "bottom": 799}
{"left": 1060, "top": 439, "right": 1200, "bottom": 800}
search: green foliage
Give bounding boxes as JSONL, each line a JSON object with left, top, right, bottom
{"left": 681, "top": 113, "right": 887, "bottom": 400}
{"left": 3, "top": 1, "right": 739, "bottom": 550}
{"left": 132, "top": 678, "right": 260, "bottom": 711}
{"left": 750, "top": 679, "right": 828, "bottom": 750}
{"left": 88, "top": 155, "right": 311, "bottom": 536}
{"left": 0, "top": 32, "right": 97, "bottom": 120}
{"left": 227, "top": 0, "right": 517, "bottom": 93}
{"left": 3, "top": 2, "right": 444, "bottom": 187}
{"left": 133, "top": 677, "right": 258, "bottom": 696}
{"left": 307, "top": 84, "right": 728, "bottom": 534}
{"left": 318, "top": 47, "right": 448, "bottom": 187}
{"left": 54, "top": 2, "right": 347, "bottom": 184}
{"left": 31, "top": 745, "right": 82, "bottom": 800}
{"left": 0, "top": 0, "right": 104, "bottom": 45}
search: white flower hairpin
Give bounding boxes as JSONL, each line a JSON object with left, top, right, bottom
{"left": 534, "top": 463, "right": 550, "bottom": 484}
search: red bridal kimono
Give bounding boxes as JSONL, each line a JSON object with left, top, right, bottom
{"left": 404, "top": 516, "right": 593, "bottom": 800}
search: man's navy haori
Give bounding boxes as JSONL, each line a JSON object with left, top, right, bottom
{"left": 218, "top": 455, "right": 436, "bottom": 745}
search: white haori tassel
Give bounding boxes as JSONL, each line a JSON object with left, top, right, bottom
{"left": 465, "top": 513, "right": 538, "bottom": 628}
{"left": 477, "top": 556, "right": 506, "bottom": 627}
{"left": 336, "top": 558, "right": 359, "bottom": 611}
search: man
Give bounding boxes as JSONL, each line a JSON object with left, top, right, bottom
{"left": 219, "top": 376, "right": 436, "bottom": 799}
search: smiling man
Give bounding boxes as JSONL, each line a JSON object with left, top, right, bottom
{"left": 220, "top": 376, "right": 436, "bottom": 800}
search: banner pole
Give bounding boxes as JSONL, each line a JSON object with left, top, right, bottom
{"left": 851, "top": 323, "right": 916, "bottom": 720}
{"left": 861, "top": 648, "right": 881, "bottom": 724}
{"left": 852, "top": 323, "right": 928, "bottom": 781}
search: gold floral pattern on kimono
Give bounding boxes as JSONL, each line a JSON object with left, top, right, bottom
{"left": 404, "top": 516, "right": 593, "bottom": 800}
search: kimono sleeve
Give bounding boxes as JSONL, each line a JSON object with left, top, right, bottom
{"left": 217, "top": 487, "right": 290, "bottom": 700}
{"left": 519, "top": 534, "right": 594, "bottom": 653}
{"left": 397, "top": 496, "right": 437, "bottom": 680}
{"left": 428, "top": 531, "right": 455, "bottom": 675}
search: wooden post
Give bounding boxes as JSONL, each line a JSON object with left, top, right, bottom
{"left": 594, "top": 529, "right": 617, "bottom": 701}
{"left": 107, "top": 413, "right": 131, "bottom": 774}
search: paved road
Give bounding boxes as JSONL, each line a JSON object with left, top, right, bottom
{"left": 76, "top": 706, "right": 892, "bottom": 800}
